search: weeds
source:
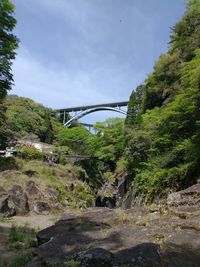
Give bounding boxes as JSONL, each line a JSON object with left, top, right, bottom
{"left": 7, "top": 224, "right": 38, "bottom": 249}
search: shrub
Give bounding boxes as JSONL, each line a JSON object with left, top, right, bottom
{"left": 0, "top": 157, "right": 18, "bottom": 171}
{"left": 18, "top": 146, "right": 44, "bottom": 160}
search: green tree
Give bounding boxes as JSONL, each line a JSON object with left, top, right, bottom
{"left": 5, "top": 95, "right": 60, "bottom": 143}
{"left": 0, "top": 0, "right": 18, "bottom": 148}
{"left": 57, "top": 126, "right": 91, "bottom": 154}
{"left": 89, "top": 118, "right": 125, "bottom": 169}
{"left": 122, "top": 0, "right": 200, "bottom": 200}
{"left": 125, "top": 84, "right": 145, "bottom": 127}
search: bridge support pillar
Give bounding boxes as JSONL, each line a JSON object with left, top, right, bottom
{"left": 63, "top": 111, "right": 66, "bottom": 124}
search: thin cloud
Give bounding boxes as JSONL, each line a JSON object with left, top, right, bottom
{"left": 12, "top": 47, "right": 141, "bottom": 109}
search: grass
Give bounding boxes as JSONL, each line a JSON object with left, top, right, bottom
{"left": 0, "top": 225, "right": 38, "bottom": 267}
{"left": 64, "top": 259, "right": 81, "bottom": 267}
{"left": 114, "top": 209, "right": 135, "bottom": 225}
{"left": 0, "top": 252, "right": 35, "bottom": 267}
{"left": 7, "top": 224, "right": 38, "bottom": 249}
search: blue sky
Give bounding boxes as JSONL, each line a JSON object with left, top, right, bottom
{"left": 11, "top": 0, "right": 186, "bottom": 124}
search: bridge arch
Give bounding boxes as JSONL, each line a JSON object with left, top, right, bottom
{"left": 64, "top": 106, "right": 126, "bottom": 127}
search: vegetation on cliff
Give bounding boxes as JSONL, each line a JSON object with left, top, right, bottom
{"left": 123, "top": 0, "right": 200, "bottom": 200}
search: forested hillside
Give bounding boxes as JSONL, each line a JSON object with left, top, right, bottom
{"left": 5, "top": 95, "right": 62, "bottom": 143}
{"left": 123, "top": 0, "right": 200, "bottom": 200}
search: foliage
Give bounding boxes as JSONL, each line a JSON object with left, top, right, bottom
{"left": 0, "top": 157, "right": 18, "bottom": 171}
{"left": 89, "top": 118, "right": 125, "bottom": 169}
{"left": 0, "top": 0, "right": 18, "bottom": 148}
{"left": 57, "top": 125, "right": 91, "bottom": 154}
{"left": 5, "top": 95, "right": 63, "bottom": 143}
{"left": 19, "top": 145, "right": 45, "bottom": 160}
{"left": 7, "top": 224, "right": 37, "bottom": 249}
{"left": 66, "top": 182, "right": 95, "bottom": 209}
{"left": 125, "top": 84, "right": 145, "bottom": 127}
{"left": 5, "top": 252, "right": 35, "bottom": 267}
{"left": 123, "top": 0, "right": 200, "bottom": 200}
{"left": 65, "top": 260, "right": 81, "bottom": 267}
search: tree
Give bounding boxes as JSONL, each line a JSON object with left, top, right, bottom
{"left": 125, "top": 84, "right": 145, "bottom": 127}
{"left": 0, "top": 0, "right": 18, "bottom": 148}
{"left": 57, "top": 126, "right": 91, "bottom": 154}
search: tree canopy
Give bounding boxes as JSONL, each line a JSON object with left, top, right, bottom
{"left": 123, "top": 0, "right": 200, "bottom": 200}
{"left": 0, "top": 0, "right": 18, "bottom": 148}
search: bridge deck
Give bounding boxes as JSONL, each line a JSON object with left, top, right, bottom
{"left": 57, "top": 101, "right": 128, "bottom": 113}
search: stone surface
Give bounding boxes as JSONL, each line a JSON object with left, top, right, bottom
{"left": 33, "top": 202, "right": 50, "bottom": 214}
{"left": 8, "top": 185, "right": 29, "bottom": 214}
{"left": 167, "top": 183, "right": 200, "bottom": 214}
{"left": 0, "top": 182, "right": 62, "bottom": 216}
{"left": 77, "top": 248, "right": 114, "bottom": 267}
{"left": 114, "top": 243, "right": 161, "bottom": 267}
{"left": 0, "top": 195, "right": 15, "bottom": 217}
{"left": 26, "top": 181, "right": 41, "bottom": 199}
{"left": 45, "top": 187, "right": 59, "bottom": 201}
{"left": 35, "top": 207, "right": 200, "bottom": 266}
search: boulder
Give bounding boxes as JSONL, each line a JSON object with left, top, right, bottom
{"left": 77, "top": 248, "right": 114, "bottom": 267}
{"left": 45, "top": 187, "right": 59, "bottom": 202}
{"left": 33, "top": 202, "right": 50, "bottom": 214}
{"left": 0, "top": 187, "right": 15, "bottom": 217}
{"left": 114, "top": 243, "right": 161, "bottom": 267}
{"left": 167, "top": 184, "right": 200, "bottom": 215}
{"left": 8, "top": 185, "right": 29, "bottom": 214}
{"left": 26, "top": 181, "right": 41, "bottom": 199}
{"left": 0, "top": 194, "right": 15, "bottom": 217}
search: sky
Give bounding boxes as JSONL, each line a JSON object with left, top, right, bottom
{"left": 11, "top": 0, "right": 186, "bottom": 124}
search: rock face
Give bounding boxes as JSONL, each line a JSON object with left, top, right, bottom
{"left": 0, "top": 186, "right": 15, "bottom": 217}
{"left": 33, "top": 202, "right": 50, "bottom": 214}
{"left": 0, "top": 181, "right": 61, "bottom": 217}
{"left": 8, "top": 185, "right": 29, "bottom": 214}
{"left": 96, "top": 172, "right": 133, "bottom": 209}
{"left": 167, "top": 183, "right": 200, "bottom": 215}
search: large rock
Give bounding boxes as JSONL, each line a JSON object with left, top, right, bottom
{"left": 167, "top": 183, "right": 200, "bottom": 215}
{"left": 114, "top": 243, "right": 161, "bottom": 267}
{"left": 26, "top": 181, "right": 41, "bottom": 199}
{"left": 8, "top": 185, "right": 29, "bottom": 214}
{"left": 45, "top": 187, "right": 59, "bottom": 202}
{"left": 0, "top": 187, "right": 15, "bottom": 217}
{"left": 77, "top": 248, "right": 114, "bottom": 267}
{"left": 33, "top": 202, "right": 50, "bottom": 214}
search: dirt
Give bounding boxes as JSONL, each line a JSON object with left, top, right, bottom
{"left": 0, "top": 213, "right": 60, "bottom": 264}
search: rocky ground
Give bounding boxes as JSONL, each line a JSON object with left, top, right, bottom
{"left": 24, "top": 183, "right": 200, "bottom": 267}
{"left": 1, "top": 180, "right": 200, "bottom": 266}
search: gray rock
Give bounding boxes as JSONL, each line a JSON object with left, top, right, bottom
{"left": 114, "top": 243, "right": 161, "bottom": 267}
{"left": 167, "top": 184, "right": 200, "bottom": 214}
{"left": 33, "top": 201, "right": 50, "bottom": 214}
{"left": 77, "top": 248, "right": 114, "bottom": 267}
{"left": 45, "top": 187, "right": 59, "bottom": 201}
{"left": 0, "top": 195, "right": 15, "bottom": 217}
{"left": 25, "top": 258, "right": 42, "bottom": 267}
{"left": 26, "top": 181, "right": 41, "bottom": 198}
{"left": 8, "top": 185, "right": 29, "bottom": 214}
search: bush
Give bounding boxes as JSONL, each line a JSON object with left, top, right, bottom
{"left": 18, "top": 146, "right": 44, "bottom": 160}
{"left": 0, "top": 157, "right": 19, "bottom": 171}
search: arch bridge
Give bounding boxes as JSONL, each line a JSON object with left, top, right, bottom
{"left": 56, "top": 101, "right": 128, "bottom": 127}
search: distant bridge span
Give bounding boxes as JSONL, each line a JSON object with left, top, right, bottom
{"left": 56, "top": 101, "right": 128, "bottom": 127}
